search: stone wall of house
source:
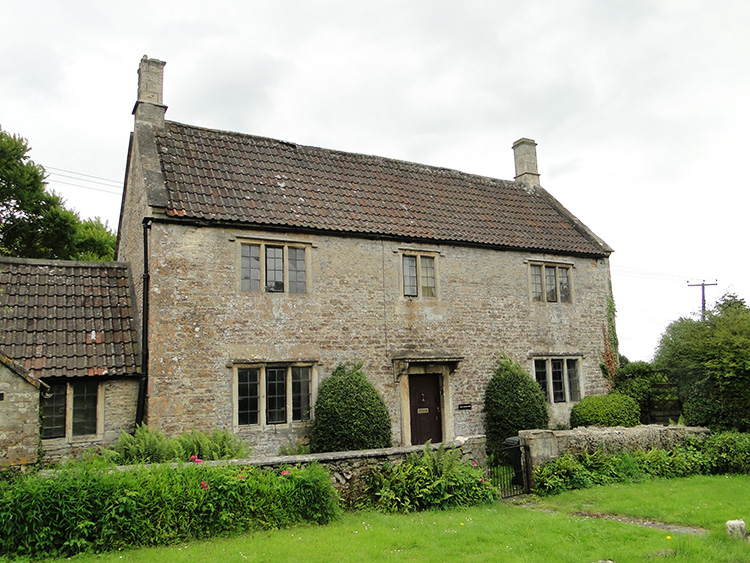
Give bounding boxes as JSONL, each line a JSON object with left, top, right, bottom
{"left": 0, "top": 365, "right": 40, "bottom": 467}
{"left": 143, "top": 221, "right": 612, "bottom": 455}
{"left": 519, "top": 425, "right": 710, "bottom": 472}
{"left": 41, "top": 378, "right": 140, "bottom": 462}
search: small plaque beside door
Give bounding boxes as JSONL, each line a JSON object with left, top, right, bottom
{"left": 417, "top": 407, "right": 430, "bottom": 414}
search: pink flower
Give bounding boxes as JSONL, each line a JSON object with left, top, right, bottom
{"left": 281, "top": 470, "right": 290, "bottom": 476}
{"left": 190, "top": 455, "right": 203, "bottom": 463}
{"left": 472, "top": 461, "right": 477, "bottom": 467}
{"left": 200, "top": 481, "right": 209, "bottom": 490}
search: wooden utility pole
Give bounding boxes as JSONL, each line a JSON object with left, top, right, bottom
{"left": 688, "top": 280, "right": 718, "bottom": 320}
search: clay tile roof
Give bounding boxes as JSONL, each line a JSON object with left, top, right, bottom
{"left": 0, "top": 257, "right": 140, "bottom": 379}
{"left": 154, "top": 122, "right": 611, "bottom": 257}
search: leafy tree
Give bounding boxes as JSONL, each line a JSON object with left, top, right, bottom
{"left": 484, "top": 355, "right": 548, "bottom": 458}
{"left": 0, "top": 128, "right": 116, "bottom": 261}
{"left": 309, "top": 362, "right": 392, "bottom": 453}
{"left": 74, "top": 217, "right": 117, "bottom": 261}
{"left": 654, "top": 294, "right": 750, "bottom": 431}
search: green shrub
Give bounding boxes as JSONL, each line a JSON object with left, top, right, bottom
{"left": 0, "top": 461, "right": 340, "bottom": 558}
{"left": 533, "top": 440, "right": 715, "bottom": 496}
{"left": 107, "top": 425, "right": 250, "bottom": 464}
{"left": 484, "top": 355, "right": 548, "bottom": 458}
{"left": 698, "top": 431, "right": 750, "bottom": 474}
{"left": 569, "top": 394, "right": 640, "bottom": 428}
{"left": 613, "top": 361, "right": 655, "bottom": 422}
{"left": 309, "top": 362, "right": 392, "bottom": 453}
{"left": 363, "top": 444, "right": 497, "bottom": 513}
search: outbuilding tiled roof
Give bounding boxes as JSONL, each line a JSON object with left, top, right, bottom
{"left": 154, "top": 122, "right": 611, "bottom": 257}
{"left": 0, "top": 257, "right": 140, "bottom": 379}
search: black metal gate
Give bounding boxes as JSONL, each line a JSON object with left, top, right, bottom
{"left": 489, "top": 438, "right": 529, "bottom": 498}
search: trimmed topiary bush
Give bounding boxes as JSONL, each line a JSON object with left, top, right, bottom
{"left": 484, "top": 355, "right": 549, "bottom": 458}
{"left": 309, "top": 361, "right": 392, "bottom": 453}
{"left": 569, "top": 393, "right": 640, "bottom": 428}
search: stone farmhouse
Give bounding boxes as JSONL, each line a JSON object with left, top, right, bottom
{"left": 0, "top": 56, "right": 615, "bottom": 465}
{"left": 116, "top": 56, "right": 614, "bottom": 456}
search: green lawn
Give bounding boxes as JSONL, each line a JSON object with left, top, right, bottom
{"left": 23, "top": 475, "right": 750, "bottom": 563}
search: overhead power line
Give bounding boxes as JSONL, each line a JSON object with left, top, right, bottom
{"left": 46, "top": 166, "right": 122, "bottom": 187}
{"left": 48, "top": 179, "right": 122, "bottom": 195}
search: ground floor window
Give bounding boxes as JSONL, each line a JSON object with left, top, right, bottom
{"left": 533, "top": 358, "right": 581, "bottom": 403}
{"left": 236, "top": 364, "right": 313, "bottom": 427}
{"left": 40, "top": 379, "right": 100, "bottom": 439}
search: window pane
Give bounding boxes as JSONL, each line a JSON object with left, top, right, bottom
{"left": 420, "top": 256, "right": 436, "bottom": 297}
{"left": 403, "top": 256, "right": 418, "bottom": 297}
{"left": 266, "top": 367, "right": 287, "bottom": 424}
{"left": 559, "top": 267, "right": 571, "bottom": 303}
{"left": 41, "top": 383, "right": 67, "bottom": 439}
{"left": 288, "top": 247, "right": 307, "bottom": 294}
{"left": 545, "top": 266, "right": 558, "bottom": 302}
{"left": 238, "top": 368, "right": 259, "bottom": 425}
{"left": 265, "top": 246, "right": 284, "bottom": 292}
{"left": 72, "top": 380, "right": 98, "bottom": 435}
{"left": 567, "top": 359, "right": 580, "bottom": 402}
{"left": 551, "top": 359, "right": 565, "bottom": 403}
{"left": 292, "top": 366, "right": 311, "bottom": 422}
{"left": 241, "top": 244, "right": 261, "bottom": 292}
{"left": 534, "top": 360, "right": 548, "bottom": 401}
{"left": 530, "top": 265, "right": 543, "bottom": 301}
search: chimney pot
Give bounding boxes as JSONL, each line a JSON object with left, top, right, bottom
{"left": 513, "top": 138, "right": 540, "bottom": 186}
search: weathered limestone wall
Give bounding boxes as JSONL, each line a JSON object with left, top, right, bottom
{"left": 519, "top": 424, "right": 710, "bottom": 471}
{"left": 0, "top": 364, "right": 40, "bottom": 467}
{"left": 143, "top": 221, "right": 613, "bottom": 455}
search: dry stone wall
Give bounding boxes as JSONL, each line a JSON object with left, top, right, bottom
{"left": 519, "top": 424, "right": 710, "bottom": 471}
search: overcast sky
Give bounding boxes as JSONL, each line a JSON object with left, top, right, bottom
{"left": 2, "top": 1, "right": 749, "bottom": 362}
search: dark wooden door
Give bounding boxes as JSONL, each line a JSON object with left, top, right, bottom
{"left": 409, "top": 373, "right": 442, "bottom": 445}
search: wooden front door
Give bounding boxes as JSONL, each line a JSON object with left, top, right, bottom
{"left": 409, "top": 373, "right": 442, "bottom": 445}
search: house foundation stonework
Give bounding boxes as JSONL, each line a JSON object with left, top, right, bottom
{"left": 115, "top": 57, "right": 616, "bottom": 456}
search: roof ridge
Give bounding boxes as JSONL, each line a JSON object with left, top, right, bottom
{"left": 0, "top": 256, "right": 128, "bottom": 269}
{"left": 164, "top": 120, "right": 517, "bottom": 187}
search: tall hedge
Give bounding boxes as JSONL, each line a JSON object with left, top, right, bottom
{"left": 484, "top": 356, "right": 549, "bottom": 457}
{"left": 309, "top": 362, "right": 392, "bottom": 453}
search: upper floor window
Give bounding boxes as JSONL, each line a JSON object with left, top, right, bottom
{"left": 403, "top": 254, "right": 437, "bottom": 298}
{"left": 534, "top": 358, "right": 581, "bottom": 403}
{"left": 241, "top": 243, "right": 307, "bottom": 294}
{"left": 530, "top": 263, "right": 572, "bottom": 303}
{"left": 237, "top": 364, "right": 313, "bottom": 427}
{"left": 41, "top": 380, "right": 99, "bottom": 439}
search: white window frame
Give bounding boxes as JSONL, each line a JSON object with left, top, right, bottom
{"left": 402, "top": 252, "right": 438, "bottom": 299}
{"left": 233, "top": 363, "right": 316, "bottom": 429}
{"left": 529, "top": 262, "right": 573, "bottom": 303}
{"left": 533, "top": 358, "right": 582, "bottom": 404}
{"left": 239, "top": 241, "right": 309, "bottom": 294}
{"left": 40, "top": 380, "right": 103, "bottom": 441}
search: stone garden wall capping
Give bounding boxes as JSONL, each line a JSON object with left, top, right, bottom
{"left": 519, "top": 424, "right": 710, "bottom": 471}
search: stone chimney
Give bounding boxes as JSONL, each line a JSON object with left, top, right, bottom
{"left": 513, "top": 138, "right": 540, "bottom": 187}
{"left": 133, "top": 55, "right": 167, "bottom": 126}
